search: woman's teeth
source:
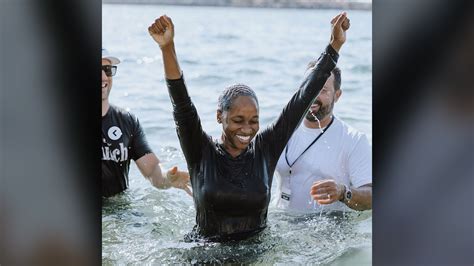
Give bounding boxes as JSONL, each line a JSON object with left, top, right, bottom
{"left": 237, "top": 135, "right": 250, "bottom": 142}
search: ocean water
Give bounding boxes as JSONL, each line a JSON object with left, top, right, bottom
{"left": 102, "top": 4, "right": 372, "bottom": 264}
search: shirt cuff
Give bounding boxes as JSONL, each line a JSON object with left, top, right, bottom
{"left": 166, "top": 73, "right": 191, "bottom": 105}
{"left": 325, "top": 44, "right": 339, "bottom": 62}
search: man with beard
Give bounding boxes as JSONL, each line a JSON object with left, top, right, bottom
{"left": 275, "top": 66, "right": 372, "bottom": 213}
{"left": 101, "top": 49, "right": 191, "bottom": 197}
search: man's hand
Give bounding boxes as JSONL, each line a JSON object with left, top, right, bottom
{"left": 148, "top": 15, "right": 175, "bottom": 49}
{"left": 310, "top": 179, "right": 345, "bottom": 205}
{"left": 166, "top": 166, "right": 192, "bottom": 196}
{"left": 329, "top": 12, "right": 350, "bottom": 53}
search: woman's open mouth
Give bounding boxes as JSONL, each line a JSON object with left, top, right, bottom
{"left": 236, "top": 135, "right": 251, "bottom": 143}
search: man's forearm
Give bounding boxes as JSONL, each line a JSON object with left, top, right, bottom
{"left": 344, "top": 185, "right": 372, "bottom": 211}
{"left": 147, "top": 165, "right": 171, "bottom": 189}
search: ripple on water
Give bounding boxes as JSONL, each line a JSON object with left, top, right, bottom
{"left": 106, "top": 209, "right": 370, "bottom": 264}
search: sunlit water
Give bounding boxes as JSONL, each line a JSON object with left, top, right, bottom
{"left": 103, "top": 4, "right": 372, "bottom": 264}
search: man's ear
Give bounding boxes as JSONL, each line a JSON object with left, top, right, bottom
{"left": 217, "top": 110, "right": 223, "bottom": 124}
{"left": 335, "top": 89, "right": 342, "bottom": 103}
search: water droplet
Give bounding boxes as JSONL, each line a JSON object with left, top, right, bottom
{"left": 312, "top": 113, "right": 324, "bottom": 133}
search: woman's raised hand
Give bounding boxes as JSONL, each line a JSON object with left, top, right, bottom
{"left": 148, "top": 15, "right": 175, "bottom": 49}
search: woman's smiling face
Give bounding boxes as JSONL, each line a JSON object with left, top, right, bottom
{"left": 218, "top": 95, "right": 259, "bottom": 157}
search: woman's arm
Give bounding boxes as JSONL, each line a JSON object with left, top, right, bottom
{"left": 148, "top": 15, "right": 207, "bottom": 166}
{"left": 258, "top": 12, "right": 350, "bottom": 164}
{"left": 148, "top": 15, "right": 181, "bottom": 79}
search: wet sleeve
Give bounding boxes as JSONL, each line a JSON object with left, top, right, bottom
{"left": 130, "top": 115, "right": 153, "bottom": 161}
{"left": 166, "top": 74, "right": 206, "bottom": 165}
{"left": 348, "top": 134, "right": 372, "bottom": 188}
{"left": 258, "top": 44, "right": 339, "bottom": 164}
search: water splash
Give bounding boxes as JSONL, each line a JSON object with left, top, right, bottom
{"left": 309, "top": 112, "right": 326, "bottom": 217}
{"left": 311, "top": 112, "right": 325, "bottom": 134}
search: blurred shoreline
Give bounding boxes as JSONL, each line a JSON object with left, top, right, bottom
{"left": 102, "top": 0, "right": 372, "bottom": 11}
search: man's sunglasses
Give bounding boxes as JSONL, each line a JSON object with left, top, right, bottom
{"left": 102, "top": 65, "right": 117, "bottom": 77}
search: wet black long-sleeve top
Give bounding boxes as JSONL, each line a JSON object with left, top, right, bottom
{"left": 166, "top": 45, "right": 338, "bottom": 241}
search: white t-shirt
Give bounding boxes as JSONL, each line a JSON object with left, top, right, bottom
{"left": 275, "top": 116, "right": 372, "bottom": 213}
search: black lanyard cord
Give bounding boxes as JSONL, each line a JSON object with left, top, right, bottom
{"left": 285, "top": 116, "right": 334, "bottom": 173}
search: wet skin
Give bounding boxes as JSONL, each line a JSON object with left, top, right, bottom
{"left": 217, "top": 96, "right": 259, "bottom": 158}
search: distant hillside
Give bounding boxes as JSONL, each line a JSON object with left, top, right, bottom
{"left": 102, "top": 0, "right": 372, "bottom": 10}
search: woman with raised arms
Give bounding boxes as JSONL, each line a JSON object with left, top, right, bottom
{"left": 148, "top": 12, "right": 350, "bottom": 241}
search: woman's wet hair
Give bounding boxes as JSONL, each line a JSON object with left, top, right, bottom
{"left": 217, "top": 84, "right": 259, "bottom": 112}
{"left": 306, "top": 61, "right": 341, "bottom": 91}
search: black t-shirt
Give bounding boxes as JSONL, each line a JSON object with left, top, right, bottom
{"left": 101, "top": 105, "right": 152, "bottom": 197}
{"left": 166, "top": 45, "right": 339, "bottom": 241}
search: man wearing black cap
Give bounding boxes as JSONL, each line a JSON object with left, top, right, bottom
{"left": 101, "top": 49, "right": 191, "bottom": 197}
